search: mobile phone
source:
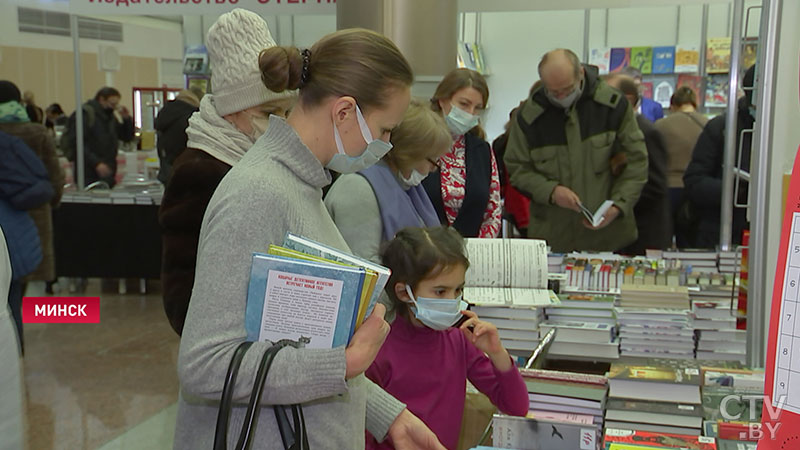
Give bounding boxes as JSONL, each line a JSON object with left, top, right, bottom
{"left": 452, "top": 302, "right": 473, "bottom": 329}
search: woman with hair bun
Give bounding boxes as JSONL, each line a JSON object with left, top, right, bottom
{"left": 174, "top": 16, "right": 446, "bottom": 450}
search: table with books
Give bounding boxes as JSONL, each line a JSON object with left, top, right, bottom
{"left": 52, "top": 186, "right": 163, "bottom": 279}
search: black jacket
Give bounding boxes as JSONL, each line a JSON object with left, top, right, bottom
{"left": 621, "top": 115, "right": 671, "bottom": 254}
{"left": 66, "top": 99, "right": 135, "bottom": 187}
{"left": 155, "top": 98, "right": 198, "bottom": 184}
{"left": 683, "top": 97, "right": 754, "bottom": 248}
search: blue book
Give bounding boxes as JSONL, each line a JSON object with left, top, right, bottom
{"left": 283, "top": 232, "right": 391, "bottom": 317}
{"left": 245, "top": 252, "right": 366, "bottom": 348}
{"left": 653, "top": 46, "right": 676, "bottom": 74}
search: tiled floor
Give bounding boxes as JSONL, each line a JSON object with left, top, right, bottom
{"left": 23, "top": 279, "right": 179, "bottom": 450}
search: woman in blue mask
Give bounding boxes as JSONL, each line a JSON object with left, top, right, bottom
{"left": 324, "top": 101, "right": 452, "bottom": 262}
{"left": 365, "top": 225, "right": 528, "bottom": 450}
{"left": 423, "top": 69, "right": 502, "bottom": 238}
{"left": 174, "top": 24, "right": 447, "bottom": 450}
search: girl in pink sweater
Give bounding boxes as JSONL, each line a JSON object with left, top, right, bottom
{"left": 366, "top": 226, "right": 529, "bottom": 450}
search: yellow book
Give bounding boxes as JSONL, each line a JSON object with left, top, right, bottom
{"left": 267, "top": 245, "right": 377, "bottom": 329}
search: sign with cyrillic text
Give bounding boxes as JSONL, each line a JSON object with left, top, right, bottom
{"left": 69, "top": 0, "right": 336, "bottom": 15}
{"left": 23, "top": 297, "right": 100, "bottom": 324}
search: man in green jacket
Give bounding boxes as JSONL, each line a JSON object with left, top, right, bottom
{"left": 505, "top": 49, "right": 648, "bottom": 252}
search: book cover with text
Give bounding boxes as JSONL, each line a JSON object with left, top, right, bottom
{"left": 610, "top": 48, "right": 631, "bottom": 73}
{"left": 630, "top": 47, "right": 653, "bottom": 74}
{"left": 653, "top": 46, "right": 676, "bottom": 74}
{"left": 706, "top": 37, "right": 732, "bottom": 74}
{"left": 675, "top": 45, "right": 700, "bottom": 73}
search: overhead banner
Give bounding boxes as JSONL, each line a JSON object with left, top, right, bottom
{"left": 69, "top": 0, "right": 336, "bottom": 15}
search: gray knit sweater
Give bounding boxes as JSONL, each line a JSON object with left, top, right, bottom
{"left": 173, "top": 117, "right": 406, "bottom": 449}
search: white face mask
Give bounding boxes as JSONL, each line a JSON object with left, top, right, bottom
{"left": 444, "top": 105, "right": 480, "bottom": 136}
{"left": 327, "top": 104, "right": 393, "bottom": 174}
{"left": 247, "top": 113, "right": 270, "bottom": 143}
{"left": 398, "top": 169, "right": 427, "bottom": 187}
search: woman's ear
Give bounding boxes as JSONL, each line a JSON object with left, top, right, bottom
{"left": 394, "top": 282, "right": 412, "bottom": 303}
{"left": 332, "top": 96, "right": 357, "bottom": 125}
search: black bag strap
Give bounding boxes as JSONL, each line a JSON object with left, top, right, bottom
{"left": 214, "top": 341, "right": 254, "bottom": 450}
{"left": 214, "top": 340, "right": 309, "bottom": 450}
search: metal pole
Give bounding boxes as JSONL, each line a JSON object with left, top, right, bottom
{"left": 603, "top": 9, "right": 609, "bottom": 48}
{"left": 719, "top": 0, "right": 745, "bottom": 251}
{"left": 747, "top": 0, "right": 782, "bottom": 369}
{"left": 582, "top": 9, "right": 590, "bottom": 63}
{"left": 70, "top": 14, "right": 85, "bottom": 191}
{"left": 698, "top": 4, "right": 709, "bottom": 102}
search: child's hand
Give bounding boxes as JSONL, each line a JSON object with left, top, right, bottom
{"left": 459, "top": 310, "right": 512, "bottom": 372}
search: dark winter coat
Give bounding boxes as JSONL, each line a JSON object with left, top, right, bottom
{"left": 159, "top": 148, "right": 231, "bottom": 335}
{"left": 683, "top": 97, "right": 754, "bottom": 248}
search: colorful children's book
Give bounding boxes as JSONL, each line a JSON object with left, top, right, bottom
{"left": 653, "top": 77, "right": 676, "bottom": 108}
{"left": 652, "top": 46, "right": 676, "bottom": 74}
{"left": 283, "top": 232, "right": 390, "bottom": 318}
{"left": 630, "top": 47, "right": 654, "bottom": 74}
{"left": 742, "top": 42, "right": 757, "bottom": 69}
{"left": 706, "top": 37, "right": 732, "bottom": 74}
{"left": 590, "top": 48, "right": 611, "bottom": 74}
{"left": 610, "top": 48, "right": 631, "bottom": 73}
{"left": 604, "top": 428, "right": 717, "bottom": 449}
{"left": 704, "top": 74, "right": 729, "bottom": 108}
{"left": 675, "top": 45, "right": 700, "bottom": 73}
{"left": 676, "top": 74, "right": 703, "bottom": 101}
{"left": 641, "top": 82, "right": 654, "bottom": 100}
{"left": 245, "top": 253, "right": 366, "bottom": 348}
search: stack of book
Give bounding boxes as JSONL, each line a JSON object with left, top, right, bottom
{"left": 691, "top": 286, "right": 743, "bottom": 362}
{"left": 489, "top": 368, "right": 605, "bottom": 448}
{"left": 606, "top": 359, "right": 704, "bottom": 436}
{"left": 700, "top": 367, "right": 764, "bottom": 442}
{"left": 662, "top": 249, "right": 720, "bottom": 274}
{"left": 520, "top": 369, "right": 607, "bottom": 428}
{"left": 541, "top": 294, "right": 619, "bottom": 360}
{"left": 718, "top": 250, "right": 742, "bottom": 274}
{"left": 617, "top": 284, "right": 694, "bottom": 359}
{"left": 603, "top": 428, "right": 717, "bottom": 449}
{"left": 464, "top": 238, "right": 556, "bottom": 358}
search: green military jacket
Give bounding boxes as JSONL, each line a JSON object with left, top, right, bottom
{"left": 504, "top": 65, "right": 648, "bottom": 252}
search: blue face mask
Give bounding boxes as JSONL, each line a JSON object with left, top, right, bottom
{"left": 327, "top": 103, "right": 393, "bottom": 174}
{"left": 405, "top": 285, "right": 468, "bottom": 331}
{"left": 445, "top": 105, "right": 480, "bottom": 136}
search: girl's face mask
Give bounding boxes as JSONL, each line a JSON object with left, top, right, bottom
{"left": 405, "top": 284, "right": 468, "bottom": 331}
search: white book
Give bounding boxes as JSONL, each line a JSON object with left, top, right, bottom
{"left": 578, "top": 200, "right": 614, "bottom": 227}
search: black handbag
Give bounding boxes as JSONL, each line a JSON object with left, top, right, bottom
{"left": 214, "top": 340, "right": 310, "bottom": 450}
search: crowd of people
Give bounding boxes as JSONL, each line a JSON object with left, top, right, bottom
{"left": 0, "top": 7, "right": 759, "bottom": 449}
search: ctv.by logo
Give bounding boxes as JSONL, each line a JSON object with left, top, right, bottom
{"left": 720, "top": 394, "right": 786, "bottom": 440}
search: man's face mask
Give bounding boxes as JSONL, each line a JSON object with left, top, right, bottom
{"left": 546, "top": 78, "right": 584, "bottom": 110}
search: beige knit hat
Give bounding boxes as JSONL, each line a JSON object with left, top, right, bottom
{"left": 206, "top": 9, "right": 293, "bottom": 116}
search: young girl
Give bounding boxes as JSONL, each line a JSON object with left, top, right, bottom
{"left": 366, "top": 226, "right": 529, "bottom": 450}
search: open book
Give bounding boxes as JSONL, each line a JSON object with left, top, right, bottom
{"left": 464, "top": 238, "right": 556, "bottom": 309}
{"left": 579, "top": 200, "right": 615, "bottom": 227}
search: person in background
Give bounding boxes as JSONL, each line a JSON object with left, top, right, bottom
{"left": 174, "top": 15, "right": 444, "bottom": 448}
{"left": 0, "top": 130, "right": 54, "bottom": 353}
{"left": 422, "top": 68, "right": 502, "bottom": 238}
{"left": 0, "top": 81, "right": 64, "bottom": 301}
{"left": 45, "top": 103, "right": 68, "bottom": 129}
{"left": 22, "top": 90, "right": 44, "bottom": 124}
{"left": 367, "top": 226, "right": 528, "bottom": 450}
{"left": 621, "top": 66, "right": 664, "bottom": 122}
{"left": 0, "top": 224, "right": 26, "bottom": 450}
{"left": 62, "top": 86, "right": 135, "bottom": 187}
{"left": 504, "top": 48, "right": 648, "bottom": 253}
{"left": 325, "top": 100, "right": 451, "bottom": 262}
{"left": 683, "top": 65, "right": 755, "bottom": 248}
{"left": 154, "top": 88, "right": 203, "bottom": 185}
{"left": 159, "top": 10, "right": 296, "bottom": 336}
{"left": 606, "top": 75, "right": 671, "bottom": 254}
{"left": 491, "top": 102, "right": 530, "bottom": 237}
{"left": 655, "top": 86, "right": 708, "bottom": 248}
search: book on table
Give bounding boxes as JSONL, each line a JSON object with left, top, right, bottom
{"left": 604, "top": 398, "right": 704, "bottom": 429}
{"left": 491, "top": 414, "right": 600, "bottom": 450}
{"left": 603, "top": 427, "right": 716, "bottom": 449}
{"left": 463, "top": 238, "right": 557, "bottom": 311}
{"left": 607, "top": 360, "right": 702, "bottom": 404}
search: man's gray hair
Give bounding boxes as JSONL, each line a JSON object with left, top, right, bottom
{"left": 538, "top": 48, "right": 582, "bottom": 80}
